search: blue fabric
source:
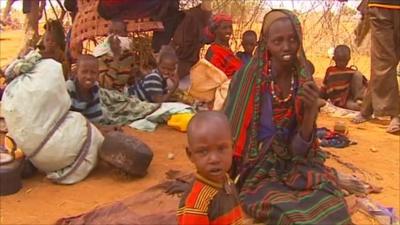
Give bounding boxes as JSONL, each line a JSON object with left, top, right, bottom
{"left": 258, "top": 91, "right": 276, "bottom": 141}
{"left": 236, "top": 52, "right": 252, "bottom": 65}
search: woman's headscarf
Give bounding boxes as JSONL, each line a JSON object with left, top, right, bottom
{"left": 203, "top": 14, "right": 233, "bottom": 43}
{"left": 224, "top": 9, "right": 313, "bottom": 160}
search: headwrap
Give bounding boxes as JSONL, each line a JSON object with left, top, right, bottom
{"left": 224, "top": 9, "right": 314, "bottom": 160}
{"left": 203, "top": 14, "right": 233, "bottom": 43}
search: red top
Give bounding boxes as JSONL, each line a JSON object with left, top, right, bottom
{"left": 205, "top": 44, "right": 243, "bottom": 79}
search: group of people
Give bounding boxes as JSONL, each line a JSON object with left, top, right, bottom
{"left": 1, "top": 0, "right": 399, "bottom": 224}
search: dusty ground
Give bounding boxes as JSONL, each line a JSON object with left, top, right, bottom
{"left": 0, "top": 30, "right": 399, "bottom": 225}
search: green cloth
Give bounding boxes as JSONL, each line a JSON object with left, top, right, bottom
{"left": 99, "top": 88, "right": 160, "bottom": 125}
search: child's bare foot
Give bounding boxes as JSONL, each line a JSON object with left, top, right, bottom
{"left": 386, "top": 116, "right": 400, "bottom": 134}
{"left": 351, "top": 113, "right": 370, "bottom": 124}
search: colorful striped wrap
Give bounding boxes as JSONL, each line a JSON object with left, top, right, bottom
{"left": 224, "top": 9, "right": 352, "bottom": 224}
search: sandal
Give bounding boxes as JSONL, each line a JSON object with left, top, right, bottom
{"left": 386, "top": 117, "right": 400, "bottom": 134}
{"left": 351, "top": 113, "right": 371, "bottom": 124}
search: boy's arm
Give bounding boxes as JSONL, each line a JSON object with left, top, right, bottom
{"left": 148, "top": 74, "right": 179, "bottom": 103}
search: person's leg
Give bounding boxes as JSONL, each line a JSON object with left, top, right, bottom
{"left": 1, "top": 0, "right": 16, "bottom": 24}
{"left": 356, "top": 7, "right": 400, "bottom": 128}
{"left": 388, "top": 8, "right": 400, "bottom": 133}
{"left": 368, "top": 7, "right": 399, "bottom": 117}
{"left": 346, "top": 71, "right": 366, "bottom": 111}
{"left": 19, "top": 0, "right": 40, "bottom": 57}
{"left": 351, "top": 71, "right": 366, "bottom": 101}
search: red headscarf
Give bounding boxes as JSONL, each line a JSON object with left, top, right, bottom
{"left": 203, "top": 14, "right": 233, "bottom": 43}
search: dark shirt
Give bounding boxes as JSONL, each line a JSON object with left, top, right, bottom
{"left": 128, "top": 70, "right": 167, "bottom": 102}
{"left": 236, "top": 52, "right": 252, "bottom": 65}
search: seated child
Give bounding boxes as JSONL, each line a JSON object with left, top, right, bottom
{"left": 321, "top": 45, "right": 367, "bottom": 111}
{"left": 177, "top": 111, "right": 243, "bottom": 225}
{"left": 128, "top": 46, "right": 179, "bottom": 103}
{"left": 236, "top": 30, "right": 257, "bottom": 65}
{"left": 94, "top": 19, "right": 135, "bottom": 92}
{"left": 38, "top": 20, "right": 70, "bottom": 80}
{"left": 66, "top": 54, "right": 119, "bottom": 133}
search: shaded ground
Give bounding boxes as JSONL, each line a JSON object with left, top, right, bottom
{"left": 0, "top": 30, "right": 399, "bottom": 225}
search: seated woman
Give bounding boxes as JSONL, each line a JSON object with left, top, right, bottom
{"left": 204, "top": 14, "right": 242, "bottom": 79}
{"left": 93, "top": 19, "right": 135, "bottom": 92}
{"left": 224, "top": 10, "right": 352, "bottom": 224}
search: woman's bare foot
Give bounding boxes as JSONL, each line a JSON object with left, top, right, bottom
{"left": 386, "top": 116, "right": 400, "bottom": 134}
{"left": 351, "top": 113, "right": 370, "bottom": 124}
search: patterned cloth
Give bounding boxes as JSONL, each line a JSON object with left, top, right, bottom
{"left": 224, "top": 9, "right": 351, "bottom": 224}
{"left": 368, "top": 0, "right": 400, "bottom": 9}
{"left": 4, "top": 49, "right": 42, "bottom": 82}
{"left": 205, "top": 44, "right": 242, "bottom": 79}
{"left": 66, "top": 80, "right": 104, "bottom": 123}
{"left": 97, "top": 49, "right": 135, "bottom": 92}
{"left": 177, "top": 173, "right": 244, "bottom": 225}
{"left": 321, "top": 66, "right": 368, "bottom": 108}
{"left": 98, "top": 88, "right": 160, "bottom": 125}
{"left": 128, "top": 69, "right": 167, "bottom": 102}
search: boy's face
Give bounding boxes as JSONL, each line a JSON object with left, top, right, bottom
{"left": 158, "top": 57, "right": 177, "bottom": 79}
{"left": 333, "top": 50, "right": 350, "bottom": 70}
{"left": 77, "top": 58, "right": 99, "bottom": 91}
{"left": 187, "top": 121, "right": 233, "bottom": 183}
{"left": 242, "top": 35, "right": 257, "bottom": 55}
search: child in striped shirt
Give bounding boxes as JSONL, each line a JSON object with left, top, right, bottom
{"left": 128, "top": 46, "right": 179, "bottom": 103}
{"left": 177, "top": 111, "right": 244, "bottom": 225}
{"left": 67, "top": 54, "right": 119, "bottom": 133}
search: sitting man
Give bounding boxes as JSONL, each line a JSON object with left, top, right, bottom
{"left": 93, "top": 19, "right": 135, "bottom": 92}
{"left": 321, "top": 45, "right": 368, "bottom": 111}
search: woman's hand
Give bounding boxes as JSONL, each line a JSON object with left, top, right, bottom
{"left": 299, "top": 81, "right": 320, "bottom": 141}
{"left": 301, "top": 81, "right": 320, "bottom": 117}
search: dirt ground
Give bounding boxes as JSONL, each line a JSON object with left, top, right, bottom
{"left": 0, "top": 30, "right": 399, "bottom": 225}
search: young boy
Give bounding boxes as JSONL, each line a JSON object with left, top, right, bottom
{"left": 128, "top": 46, "right": 179, "bottom": 103}
{"left": 177, "top": 111, "right": 243, "bottom": 225}
{"left": 67, "top": 54, "right": 119, "bottom": 133}
{"left": 321, "top": 45, "right": 368, "bottom": 111}
{"left": 236, "top": 30, "right": 257, "bottom": 65}
{"left": 67, "top": 54, "right": 104, "bottom": 123}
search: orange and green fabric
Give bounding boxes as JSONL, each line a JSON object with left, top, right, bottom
{"left": 224, "top": 9, "right": 352, "bottom": 225}
{"left": 321, "top": 66, "right": 368, "bottom": 108}
{"left": 177, "top": 173, "right": 244, "bottom": 225}
{"left": 368, "top": 0, "right": 400, "bottom": 9}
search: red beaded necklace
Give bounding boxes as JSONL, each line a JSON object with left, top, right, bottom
{"left": 268, "top": 62, "right": 295, "bottom": 103}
